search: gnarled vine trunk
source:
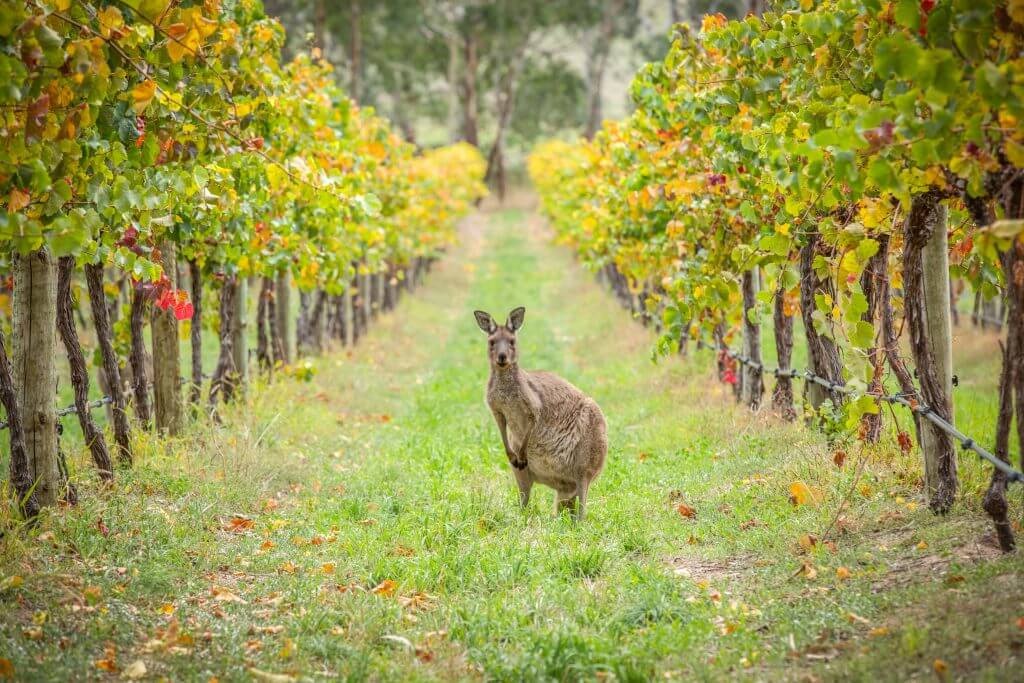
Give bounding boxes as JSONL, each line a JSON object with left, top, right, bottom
{"left": 84, "top": 263, "right": 131, "bottom": 465}
{"left": 799, "top": 231, "right": 845, "bottom": 410}
{"left": 0, "top": 323, "right": 39, "bottom": 518}
{"left": 209, "top": 276, "right": 238, "bottom": 410}
{"left": 129, "top": 286, "right": 151, "bottom": 426}
{"left": 56, "top": 256, "right": 113, "bottom": 481}
{"left": 771, "top": 283, "right": 795, "bottom": 421}
{"left": 188, "top": 259, "right": 203, "bottom": 408}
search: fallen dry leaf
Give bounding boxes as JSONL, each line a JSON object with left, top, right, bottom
{"left": 832, "top": 450, "right": 846, "bottom": 468}
{"left": 210, "top": 586, "right": 247, "bottom": 604}
{"left": 933, "top": 659, "right": 948, "bottom": 677}
{"left": 676, "top": 503, "right": 697, "bottom": 518}
{"left": 322, "top": 563, "right": 335, "bottom": 574}
{"left": 797, "top": 534, "right": 817, "bottom": 553}
{"left": 835, "top": 567, "right": 851, "bottom": 580}
{"left": 797, "top": 562, "right": 817, "bottom": 580}
{"left": 123, "top": 659, "right": 147, "bottom": 680}
{"left": 868, "top": 627, "right": 889, "bottom": 637}
{"left": 789, "top": 481, "right": 817, "bottom": 506}
{"left": 248, "top": 668, "right": 296, "bottom": 682}
{"left": 371, "top": 579, "right": 397, "bottom": 597}
{"left": 223, "top": 516, "right": 255, "bottom": 533}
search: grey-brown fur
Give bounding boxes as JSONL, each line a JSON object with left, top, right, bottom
{"left": 474, "top": 307, "right": 607, "bottom": 519}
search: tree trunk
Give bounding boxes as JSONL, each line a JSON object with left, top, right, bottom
{"left": 461, "top": 30, "right": 479, "bottom": 146}
{"left": 313, "top": 0, "right": 330, "bottom": 54}
{"left": 209, "top": 276, "right": 237, "bottom": 409}
{"left": 151, "top": 241, "right": 183, "bottom": 435}
{"left": 949, "top": 279, "right": 960, "bottom": 327}
{"left": 740, "top": 269, "right": 764, "bottom": 410}
{"left": 447, "top": 31, "right": 460, "bottom": 143}
{"left": 188, "top": 259, "right": 202, "bottom": 407}
{"left": 56, "top": 256, "right": 113, "bottom": 482}
{"left": 12, "top": 249, "right": 61, "bottom": 507}
{"left": 84, "top": 263, "right": 132, "bottom": 465}
{"left": 876, "top": 234, "right": 922, "bottom": 443}
{"left": 349, "top": 0, "right": 362, "bottom": 102}
{"left": 799, "top": 231, "right": 845, "bottom": 410}
{"left": 129, "top": 286, "right": 151, "bottom": 427}
{"left": 903, "top": 192, "right": 957, "bottom": 514}
{"left": 771, "top": 283, "right": 795, "bottom": 421}
{"left": 232, "top": 277, "right": 249, "bottom": 390}
{"left": 584, "top": 1, "right": 622, "bottom": 139}
{"left": 275, "top": 271, "right": 292, "bottom": 364}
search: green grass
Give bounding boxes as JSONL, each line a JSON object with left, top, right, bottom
{"left": 1, "top": 207, "right": 1022, "bottom": 682}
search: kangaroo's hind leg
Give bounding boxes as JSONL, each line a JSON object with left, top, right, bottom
{"left": 555, "top": 486, "right": 579, "bottom": 518}
{"left": 574, "top": 479, "right": 590, "bottom": 521}
{"left": 513, "top": 468, "right": 533, "bottom": 509}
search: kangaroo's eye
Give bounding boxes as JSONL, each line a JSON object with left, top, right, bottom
{"left": 489, "top": 340, "right": 495, "bottom": 347}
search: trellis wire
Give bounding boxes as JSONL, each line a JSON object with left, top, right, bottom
{"left": 701, "top": 340, "right": 1024, "bottom": 484}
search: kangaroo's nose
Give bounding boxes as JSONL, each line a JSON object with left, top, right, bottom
{"left": 497, "top": 353, "right": 507, "bottom": 364}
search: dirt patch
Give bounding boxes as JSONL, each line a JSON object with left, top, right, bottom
{"left": 870, "top": 531, "right": 1006, "bottom": 592}
{"left": 667, "top": 553, "right": 760, "bottom": 584}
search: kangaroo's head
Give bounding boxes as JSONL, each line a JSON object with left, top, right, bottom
{"left": 474, "top": 307, "right": 525, "bottom": 371}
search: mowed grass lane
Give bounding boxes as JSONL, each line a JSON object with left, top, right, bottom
{"left": 1, "top": 208, "right": 1021, "bottom": 682}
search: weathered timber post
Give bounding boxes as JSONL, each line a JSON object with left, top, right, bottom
{"left": 12, "top": 249, "right": 61, "bottom": 506}
{"left": 903, "top": 192, "right": 957, "bottom": 513}
{"left": 740, "top": 268, "right": 764, "bottom": 410}
{"left": 152, "top": 240, "right": 184, "bottom": 435}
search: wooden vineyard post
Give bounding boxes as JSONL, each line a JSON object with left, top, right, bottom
{"left": 12, "top": 248, "right": 61, "bottom": 507}
{"left": 740, "top": 268, "right": 764, "bottom": 410}
{"left": 152, "top": 240, "right": 184, "bottom": 435}
{"left": 903, "top": 192, "right": 957, "bottom": 513}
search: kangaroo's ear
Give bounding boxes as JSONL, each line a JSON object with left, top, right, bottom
{"left": 474, "top": 310, "right": 497, "bottom": 334}
{"left": 507, "top": 306, "right": 526, "bottom": 332}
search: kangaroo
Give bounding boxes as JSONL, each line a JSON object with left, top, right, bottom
{"left": 474, "top": 307, "right": 607, "bottom": 519}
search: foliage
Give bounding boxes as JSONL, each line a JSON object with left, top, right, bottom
{"left": 1, "top": 0, "right": 486, "bottom": 308}
{"left": 530, "top": 0, "right": 1023, "bottom": 427}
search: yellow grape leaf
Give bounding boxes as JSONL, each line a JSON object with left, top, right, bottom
{"left": 835, "top": 566, "right": 851, "bottom": 580}
{"left": 1009, "top": 0, "right": 1024, "bottom": 25}
{"left": 97, "top": 6, "right": 124, "bottom": 38}
{"left": 8, "top": 189, "right": 29, "bottom": 212}
{"left": 132, "top": 80, "right": 157, "bottom": 114}
{"left": 797, "top": 534, "right": 817, "bottom": 553}
{"left": 934, "top": 659, "right": 948, "bottom": 676}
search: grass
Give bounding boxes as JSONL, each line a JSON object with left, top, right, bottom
{"left": 1, "top": 207, "right": 1022, "bottom": 682}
